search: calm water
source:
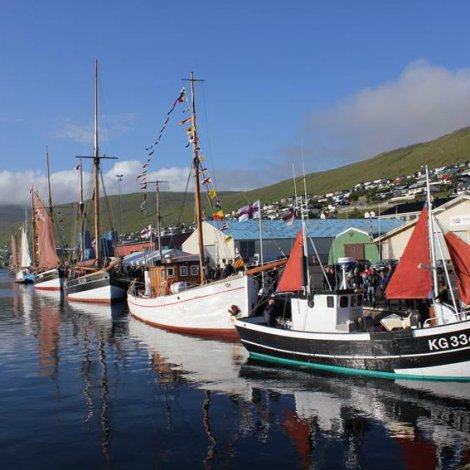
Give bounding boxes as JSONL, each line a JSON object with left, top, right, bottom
{"left": 1, "top": 269, "right": 470, "bottom": 469}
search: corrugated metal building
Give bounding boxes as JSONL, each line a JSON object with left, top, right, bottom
{"left": 182, "top": 219, "right": 403, "bottom": 266}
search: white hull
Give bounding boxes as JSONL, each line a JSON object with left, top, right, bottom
{"left": 34, "top": 269, "right": 63, "bottom": 291}
{"left": 128, "top": 274, "right": 259, "bottom": 338}
{"left": 15, "top": 269, "right": 35, "bottom": 284}
{"left": 65, "top": 271, "right": 127, "bottom": 304}
{"left": 66, "top": 284, "right": 126, "bottom": 304}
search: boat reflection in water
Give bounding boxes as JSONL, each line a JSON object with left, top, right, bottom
{"left": 64, "top": 300, "right": 129, "bottom": 466}
{"left": 130, "top": 320, "right": 470, "bottom": 469}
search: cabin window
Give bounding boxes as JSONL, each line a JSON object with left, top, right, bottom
{"left": 179, "top": 266, "right": 188, "bottom": 277}
{"left": 167, "top": 267, "right": 175, "bottom": 278}
{"left": 326, "top": 296, "right": 334, "bottom": 308}
{"left": 357, "top": 295, "right": 363, "bottom": 306}
{"left": 351, "top": 295, "right": 357, "bottom": 307}
{"left": 160, "top": 268, "right": 166, "bottom": 280}
{"left": 190, "top": 265, "right": 199, "bottom": 276}
{"left": 339, "top": 296, "right": 349, "bottom": 308}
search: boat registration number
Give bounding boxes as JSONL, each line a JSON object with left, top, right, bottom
{"left": 428, "top": 334, "right": 470, "bottom": 351}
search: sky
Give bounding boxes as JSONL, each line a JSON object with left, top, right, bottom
{"left": 2, "top": 0, "right": 470, "bottom": 205}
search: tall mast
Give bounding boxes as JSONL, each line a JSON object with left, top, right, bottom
{"left": 425, "top": 166, "right": 438, "bottom": 298}
{"left": 30, "top": 188, "right": 37, "bottom": 267}
{"left": 78, "top": 159, "right": 85, "bottom": 261}
{"left": 148, "top": 180, "right": 168, "bottom": 261}
{"left": 46, "top": 146, "right": 53, "bottom": 219}
{"left": 75, "top": 61, "right": 117, "bottom": 265}
{"left": 188, "top": 72, "right": 205, "bottom": 284}
{"left": 93, "top": 59, "right": 101, "bottom": 262}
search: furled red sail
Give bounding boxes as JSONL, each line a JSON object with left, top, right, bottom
{"left": 277, "top": 231, "right": 304, "bottom": 292}
{"left": 385, "top": 207, "right": 433, "bottom": 299}
{"left": 444, "top": 231, "right": 470, "bottom": 305}
{"left": 33, "top": 193, "right": 60, "bottom": 270}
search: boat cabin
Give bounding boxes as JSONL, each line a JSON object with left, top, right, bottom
{"left": 291, "top": 290, "right": 364, "bottom": 333}
{"left": 144, "top": 249, "right": 201, "bottom": 296}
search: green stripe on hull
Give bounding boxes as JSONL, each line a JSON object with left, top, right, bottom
{"left": 249, "top": 352, "right": 470, "bottom": 383}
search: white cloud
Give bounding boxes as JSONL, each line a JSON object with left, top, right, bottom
{"left": 54, "top": 113, "right": 136, "bottom": 144}
{"left": 303, "top": 60, "right": 470, "bottom": 170}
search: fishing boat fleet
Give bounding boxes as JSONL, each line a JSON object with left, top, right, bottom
{"left": 7, "top": 64, "right": 470, "bottom": 382}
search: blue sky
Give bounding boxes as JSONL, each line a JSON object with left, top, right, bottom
{"left": 2, "top": 0, "right": 470, "bottom": 204}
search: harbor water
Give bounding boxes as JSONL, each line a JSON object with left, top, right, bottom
{"left": 1, "top": 269, "right": 470, "bottom": 469}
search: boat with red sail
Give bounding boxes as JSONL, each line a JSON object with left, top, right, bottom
{"left": 235, "top": 167, "right": 470, "bottom": 380}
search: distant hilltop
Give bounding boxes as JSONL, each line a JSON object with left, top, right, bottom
{"left": 1, "top": 126, "right": 470, "bottom": 244}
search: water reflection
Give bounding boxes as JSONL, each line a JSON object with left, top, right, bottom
{"left": 2, "top": 265, "right": 470, "bottom": 469}
{"left": 130, "top": 317, "right": 470, "bottom": 469}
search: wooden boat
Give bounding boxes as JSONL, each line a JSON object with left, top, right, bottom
{"left": 235, "top": 168, "right": 470, "bottom": 381}
{"left": 32, "top": 182, "right": 64, "bottom": 291}
{"left": 64, "top": 61, "right": 127, "bottom": 304}
{"left": 15, "top": 217, "right": 35, "bottom": 284}
{"left": 127, "top": 74, "right": 260, "bottom": 339}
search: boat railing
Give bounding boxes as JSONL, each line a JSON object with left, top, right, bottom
{"left": 423, "top": 310, "right": 468, "bottom": 327}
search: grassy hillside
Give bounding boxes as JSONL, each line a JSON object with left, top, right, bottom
{"left": 2, "top": 126, "right": 470, "bottom": 247}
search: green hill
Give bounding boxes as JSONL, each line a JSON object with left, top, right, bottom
{"left": 2, "top": 126, "right": 470, "bottom": 249}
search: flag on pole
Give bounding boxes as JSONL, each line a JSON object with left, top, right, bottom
{"left": 140, "top": 224, "right": 153, "bottom": 239}
{"left": 282, "top": 208, "right": 296, "bottom": 226}
{"left": 237, "top": 200, "right": 260, "bottom": 222}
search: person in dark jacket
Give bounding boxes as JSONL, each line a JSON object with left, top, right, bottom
{"left": 222, "top": 261, "right": 236, "bottom": 278}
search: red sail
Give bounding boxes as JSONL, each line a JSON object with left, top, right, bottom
{"left": 385, "top": 208, "right": 433, "bottom": 299}
{"left": 277, "top": 231, "right": 304, "bottom": 292}
{"left": 444, "top": 231, "right": 470, "bottom": 305}
{"left": 33, "top": 193, "right": 60, "bottom": 270}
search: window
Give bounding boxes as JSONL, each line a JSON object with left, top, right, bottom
{"left": 179, "top": 266, "right": 188, "bottom": 277}
{"left": 190, "top": 265, "right": 199, "bottom": 276}
{"left": 351, "top": 295, "right": 357, "bottom": 307}
{"left": 326, "top": 296, "right": 334, "bottom": 308}
{"left": 339, "top": 296, "right": 349, "bottom": 308}
{"left": 357, "top": 295, "right": 363, "bottom": 306}
{"left": 167, "top": 267, "right": 175, "bottom": 278}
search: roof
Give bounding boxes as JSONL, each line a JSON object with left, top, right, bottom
{"left": 123, "top": 248, "right": 199, "bottom": 266}
{"left": 206, "top": 219, "right": 403, "bottom": 241}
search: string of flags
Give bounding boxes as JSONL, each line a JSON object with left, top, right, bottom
{"left": 137, "top": 83, "right": 230, "bottom": 239}
{"left": 138, "top": 88, "right": 187, "bottom": 210}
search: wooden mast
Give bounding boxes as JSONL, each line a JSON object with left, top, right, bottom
{"left": 46, "top": 146, "right": 53, "bottom": 219}
{"left": 30, "top": 187, "right": 37, "bottom": 267}
{"left": 188, "top": 72, "right": 205, "bottom": 285}
{"left": 76, "top": 61, "right": 117, "bottom": 266}
{"left": 93, "top": 59, "right": 101, "bottom": 263}
{"left": 147, "top": 180, "right": 168, "bottom": 261}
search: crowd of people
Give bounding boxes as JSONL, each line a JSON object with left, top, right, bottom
{"left": 322, "top": 262, "right": 398, "bottom": 308}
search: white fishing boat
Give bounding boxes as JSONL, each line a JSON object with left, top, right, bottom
{"left": 235, "top": 167, "right": 470, "bottom": 380}
{"left": 127, "top": 74, "right": 260, "bottom": 339}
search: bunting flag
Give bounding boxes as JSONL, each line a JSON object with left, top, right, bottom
{"left": 178, "top": 116, "right": 192, "bottom": 126}
{"left": 233, "top": 256, "right": 245, "bottom": 270}
{"left": 213, "top": 210, "right": 224, "bottom": 220}
{"left": 138, "top": 87, "right": 187, "bottom": 210}
{"left": 202, "top": 177, "right": 212, "bottom": 185}
{"left": 75, "top": 163, "right": 81, "bottom": 170}
{"left": 220, "top": 222, "right": 229, "bottom": 231}
{"left": 208, "top": 190, "right": 217, "bottom": 199}
{"left": 237, "top": 201, "right": 260, "bottom": 222}
{"left": 224, "top": 235, "right": 233, "bottom": 243}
